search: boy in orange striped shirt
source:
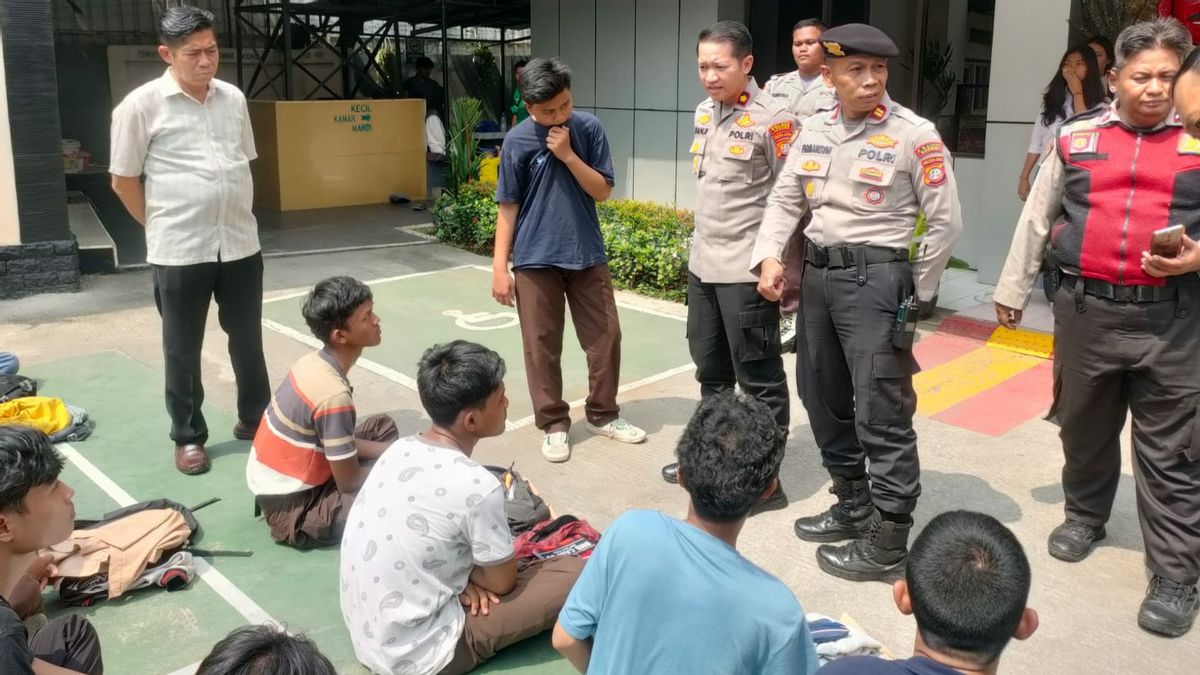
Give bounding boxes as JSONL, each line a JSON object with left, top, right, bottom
{"left": 245, "top": 277, "right": 398, "bottom": 548}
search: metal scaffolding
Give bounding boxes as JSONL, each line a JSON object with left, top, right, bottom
{"left": 231, "top": 0, "right": 529, "bottom": 105}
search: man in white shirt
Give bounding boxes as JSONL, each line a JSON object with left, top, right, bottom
{"left": 340, "top": 341, "right": 582, "bottom": 675}
{"left": 109, "top": 6, "right": 269, "bottom": 475}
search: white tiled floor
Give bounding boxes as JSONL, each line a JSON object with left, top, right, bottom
{"left": 934, "top": 268, "right": 1054, "bottom": 333}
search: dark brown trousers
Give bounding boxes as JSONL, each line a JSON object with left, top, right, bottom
{"left": 513, "top": 265, "right": 622, "bottom": 433}
{"left": 440, "top": 556, "right": 585, "bottom": 675}
{"left": 256, "top": 414, "right": 399, "bottom": 549}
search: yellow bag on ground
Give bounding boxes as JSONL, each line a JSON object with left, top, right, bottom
{"left": 0, "top": 396, "right": 72, "bottom": 434}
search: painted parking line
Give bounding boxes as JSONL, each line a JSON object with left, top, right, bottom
{"left": 263, "top": 265, "right": 693, "bottom": 431}
{"left": 263, "top": 264, "right": 476, "bottom": 304}
{"left": 56, "top": 443, "right": 278, "bottom": 628}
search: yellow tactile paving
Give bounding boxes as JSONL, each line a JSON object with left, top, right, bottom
{"left": 985, "top": 326, "right": 1055, "bottom": 358}
{"left": 914, "top": 345, "right": 1045, "bottom": 416}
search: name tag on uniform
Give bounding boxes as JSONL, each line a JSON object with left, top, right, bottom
{"left": 849, "top": 159, "right": 896, "bottom": 186}
{"left": 1068, "top": 130, "right": 1099, "bottom": 155}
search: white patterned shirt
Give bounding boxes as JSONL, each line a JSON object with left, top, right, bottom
{"left": 109, "top": 68, "right": 260, "bottom": 266}
{"left": 339, "top": 436, "right": 514, "bottom": 675}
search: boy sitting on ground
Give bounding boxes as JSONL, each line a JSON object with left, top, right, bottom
{"left": 340, "top": 340, "right": 583, "bottom": 675}
{"left": 552, "top": 391, "right": 820, "bottom": 674}
{"left": 0, "top": 425, "right": 103, "bottom": 674}
{"left": 818, "top": 510, "right": 1038, "bottom": 674}
{"left": 197, "top": 624, "right": 335, "bottom": 674}
{"left": 246, "top": 276, "right": 399, "bottom": 548}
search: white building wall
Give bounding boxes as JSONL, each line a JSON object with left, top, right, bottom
{"left": 530, "top": 0, "right": 745, "bottom": 207}
{"left": 0, "top": 30, "right": 19, "bottom": 246}
{"left": 529, "top": 0, "right": 1077, "bottom": 280}
{"left": 974, "top": 0, "right": 1072, "bottom": 283}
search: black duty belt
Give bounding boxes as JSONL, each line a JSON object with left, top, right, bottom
{"left": 804, "top": 243, "right": 908, "bottom": 269}
{"left": 1060, "top": 274, "right": 1177, "bottom": 303}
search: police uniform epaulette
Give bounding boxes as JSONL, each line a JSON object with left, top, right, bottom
{"left": 1056, "top": 105, "right": 1108, "bottom": 136}
{"left": 756, "top": 93, "right": 790, "bottom": 116}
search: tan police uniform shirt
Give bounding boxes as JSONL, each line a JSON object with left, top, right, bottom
{"left": 993, "top": 145, "right": 1065, "bottom": 310}
{"left": 765, "top": 70, "right": 838, "bottom": 121}
{"left": 751, "top": 95, "right": 963, "bottom": 301}
{"left": 689, "top": 79, "right": 798, "bottom": 284}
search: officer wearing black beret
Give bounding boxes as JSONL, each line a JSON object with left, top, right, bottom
{"left": 752, "top": 23, "right": 963, "bottom": 581}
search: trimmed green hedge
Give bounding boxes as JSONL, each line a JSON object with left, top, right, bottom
{"left": 432, "top": 181, "right": 694, "bottom": 302}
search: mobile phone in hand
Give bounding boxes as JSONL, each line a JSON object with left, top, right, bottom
{"left": 1150, "top": 224, "right": 1184, "bottom": 258}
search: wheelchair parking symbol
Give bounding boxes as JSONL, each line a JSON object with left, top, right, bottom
{"left": 442, "top": 309, "right": 520, "bottom": 331}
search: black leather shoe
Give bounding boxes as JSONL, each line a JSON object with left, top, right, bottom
{"left": 1138, "top": 576, "right": 1199, "bottom": 638}
{"left": 816, "top": 514, "right": 910, "bottom": 582}
{"left": 1048, "top": 520, "right": 1106, "bottom": 562}
{"left": 794, "top": 475, "right": 875, "bottom": 542}
{"left": 661, "top": 462, "right": 679, "bottom": 484}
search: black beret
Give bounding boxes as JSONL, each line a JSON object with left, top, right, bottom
{"left": 820, "top": 23, "right": 899, "bottom": 59}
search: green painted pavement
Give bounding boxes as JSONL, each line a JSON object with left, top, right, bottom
{"left": 34, "top": 350, "right": 576, "bottom": 674}
{"left": 262, "top": 266, "right": 691, "bottom": 424}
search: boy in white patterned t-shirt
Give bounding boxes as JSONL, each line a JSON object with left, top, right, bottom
{"left": 340, "top": 341, "right": 583, "bottom": 675}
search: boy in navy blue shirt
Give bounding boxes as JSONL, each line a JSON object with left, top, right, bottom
{"left": 492, "top": 57, "right": 645, "bottom": 462}
{"left": 819, "top": 511, "right": 1038, "bottom": 674}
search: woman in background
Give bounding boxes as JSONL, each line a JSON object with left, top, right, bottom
{"left": 1017, "top": 45, "right": 1107, "bottom": 201}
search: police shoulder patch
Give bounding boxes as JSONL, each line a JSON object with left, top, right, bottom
{"left": 922, "top": 161, "right": 947, "bottom": 187}
{"left": 769, "top": 120, "right": 795, "bottom": 158}
{"left": 1068, "top": 130, "right": 1099, "bottom": 155}
{"left": 914, "top": 141, "right": 944, "bottom": 158}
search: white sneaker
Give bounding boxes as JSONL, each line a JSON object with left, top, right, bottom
{"left": 586, "top": 418, "right": 647, "bottom": 444}
{"left": 542, "top": 432, "right": 571, "bottom": 462}
{"left": 780, "top": 312, "right": 797, "bottom": 353}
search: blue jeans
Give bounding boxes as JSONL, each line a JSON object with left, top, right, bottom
{"left": 0, "top": 352, "right": 18, "bottom": 376}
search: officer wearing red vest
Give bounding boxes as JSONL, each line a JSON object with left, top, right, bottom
{"left": 995, "top": 18, "right": 1200, "bottom": 638}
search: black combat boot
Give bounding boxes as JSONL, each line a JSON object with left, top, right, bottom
{"left": 1138, "top": 575, "right": 1199, "bottom": 638}
{"left": 815, "top": 514, "right": 911, "bottom": 582}
{"left": 793, "top": 475, "right": 875, "bottom": 542}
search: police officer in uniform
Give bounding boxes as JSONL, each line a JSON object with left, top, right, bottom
{"left": 753, "top": 24, "right": 962, "bottom": 580}
{"left": 996, "top": 18, "right": 1199, "bottom": 637}
{"left": 765, "top": 19, "right": 838, "bottom": 120}
{"left": 660, "top": 21, "right": 798, "bottom": 492}
{"left": 765, "top": 19, "right": 839, "bottom": 353}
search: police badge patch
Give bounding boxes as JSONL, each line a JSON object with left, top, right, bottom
{"left": 1069, "top": 130, "right": 1099, "bottom": 155}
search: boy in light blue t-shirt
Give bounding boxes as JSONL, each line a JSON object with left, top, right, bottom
{"left": 552, "top": 392, "right": 820, "bottom": 674}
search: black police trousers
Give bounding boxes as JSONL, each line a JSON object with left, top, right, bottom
{"left": 797, "top": 259, "right": 921, "bottom": 514}
{"left": 686, "top": 273, "right": 790, "bottom": 429}
{"left": 1051, "top": 280, "right": 1200, "bottom": 585}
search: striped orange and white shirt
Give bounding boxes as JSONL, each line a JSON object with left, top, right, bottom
{"left": 246, "top": 349, "right": 357, "bottom": 495}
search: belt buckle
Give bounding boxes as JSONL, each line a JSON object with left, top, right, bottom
{"left": 1114, "top": 285, "right": 1135, "bottom": 302}
{"left": 839, "top": 246, "right": 853, "bottom": 267}
{"left": 813, "top": 246, "right": 829, "bottom": 267}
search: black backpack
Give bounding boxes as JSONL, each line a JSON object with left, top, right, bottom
{"left": 485, "top": 465, "right": 551, "bottom": 534}
{"left": 0, "top": 374, "right": 36, "bottom": 404}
